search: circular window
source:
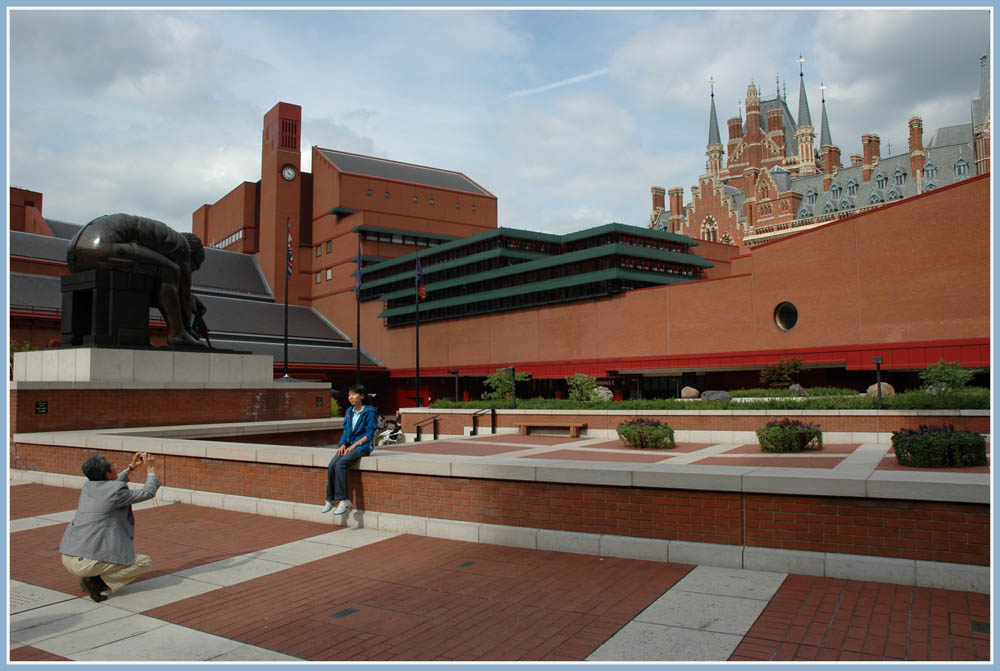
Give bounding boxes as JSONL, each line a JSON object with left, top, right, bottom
{"left": 774, "top": 302, "right": 798, "bottom": 331}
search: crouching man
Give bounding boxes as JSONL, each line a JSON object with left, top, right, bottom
{"left": 60, "top": 452, "right": 160, "bottom": 602}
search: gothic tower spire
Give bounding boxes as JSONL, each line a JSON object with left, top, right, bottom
{"left": 794, "top": 55, "right": 818, "bottom": 175}
{"left": 706, "top": 77, "right": 724, "bottom": 178}
{"left": 819, "top": 82, "right": 833, "bottom": 148}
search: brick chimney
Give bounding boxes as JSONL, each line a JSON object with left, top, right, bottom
{"left": 668, "top": 188, "right": 685, "bottom": 233}
{"left": 861, "top": 134, "right": 880, "bottom": 181}
{"left": 908, "top": 117, "right": 926, "bottom": 192}
{"left": 850, "top": 154, "right": 863, "bottom": 167}
{"left": 766, "top": 108, "right": 783, "bottom": 133}
{"left": 727, "top": 116, "right": 743, "bottom": 141}
{"left": 823, "top": 146, "right": 841, "bottom": 191}
{"left": 651, "top": 186, "right": 665, "bottom": 212}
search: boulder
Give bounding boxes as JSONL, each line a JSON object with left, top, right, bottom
{"left": 787, "top": 383, "right": 807, "bottom": 397}
{"left": 701, "top": 390, "right": 733, "bottom": 402}
{"left": 680, "top": 386, "right": 700, "bottom": 399}
{"left": 591, "top": 386, "right": 614, "bottom": 402}
{"left": 865, "top": 382, "right": 896, "bottom": 397}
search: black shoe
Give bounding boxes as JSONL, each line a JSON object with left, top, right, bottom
{"left": 93, "top": 576, "right": 110, "bottom": 594}
{"left": 80, "top": 577, "right": 107, "bottom": 603}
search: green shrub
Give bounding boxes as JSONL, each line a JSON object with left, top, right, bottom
{"left": 892, "top": 424, "right": 987, "bottom": 468}
{"left": 566, "top": 372, "right": 598, "bottom": 402}
{"left": 482, "top": 368, "right": 532, "bottom": 401}
{"left": 919, "top": 358, "right": 978, "bottom": 394}
{"left": 756, "top": 418, "right": 823, "bottom": 452}
{"left": 330, "top": 398, "right": 341, "bottom": 417}
{"left": 617, "top": 418, "right": 675, "bottom": 449}
{"left": 428, "top": 386, "right": 990, "bottom": 411}
{"left": 759, "top": 357, "right": 805, "bottom": 388}
{"left": 732, "top": 387, "right": 858, "bottom": 398}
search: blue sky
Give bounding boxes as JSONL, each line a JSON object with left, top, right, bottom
{"left": 8, "top": 6, "right": 992, "bottom": 234}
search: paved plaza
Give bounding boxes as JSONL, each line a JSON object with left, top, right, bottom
{"left": 8, "top": 480, "right": 990, "bottom": 664}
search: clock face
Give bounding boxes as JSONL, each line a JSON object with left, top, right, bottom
{"left": 281, "top": 165, "right": 296, "bottom": 181}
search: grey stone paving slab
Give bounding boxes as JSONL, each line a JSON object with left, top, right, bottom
{"left": 11, "top": 599, "right": 122, "bottom": 645}
{"left": 96, "top": 574, "right": 221, "bottom": 613}
{"left": 673, "top": 565, "right": 787, "bottom": 600}
{"left": 173, "top": 555, "right": 292, "bottom": 586}
{"left": 635, "top": 590, "right": 769, "bottom": 635}
{"left": 208, "top": 643, "right": 302, "bottom": 661}
{"left": 30, "top": 612, "right": 167, "bottom": 655}
{"left": 9, "top": 580, "right": 74, "bottom": 615}
{"left": 290, "top": 527, "right": 401, "bottom": 548}
{"left": 10, "top": 516, "right": 65, "bottom": 533}
{"left": 246, "top": 538, "right": 355, "bottom": 565}
{"left": 70, "top": 622, "right": 245, "bottom": 661}
{"left": 586, "top": 621, "right": 742, "bottom": 661}
{"left": 10, "top": 581, "right": 76, "bottom": 615}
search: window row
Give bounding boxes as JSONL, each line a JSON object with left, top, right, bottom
{"left": 365, "top": 188, "right": 477, "bottom": 211}
{"left": 211, "top": 228, "right": 245, "bottom": 249}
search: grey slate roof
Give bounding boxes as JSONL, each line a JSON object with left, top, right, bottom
{"left": 317, "top": 148, "right": 494, "bottom": 197}
{"left": 758, "top": 95, "right": 799, "bottom": 157}
{"left": 206, "top": 339, "right": 380, "bottom": 367}
{"left": 797, "top": 73, "right": 813, "bottom": 128}
{"left": 13, "top": 229, "right": 273, "bottom": 299}
{"left": 927, "top": 123, "right": 973, "bottom": 148}
{"left": 708, "top": 92, "right": 722, "bottom": 146}
{"left": 193, "top": 248, "right": 273, "bottom": 299}
{"left": 10, "top": 231, "right": 70, "bottom": 262}
{"left": 10, "top": 272, "right": 62, "bottom": 311}
{"left": 46, "top": 218, "right": 83, "bottom": 240}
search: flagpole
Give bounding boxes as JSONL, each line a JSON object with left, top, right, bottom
{"left": 414, "top": 253, "right": 421, "bottom": 408}
{"left": 282, "top": 217, "right": 290, "bottom": 379}
{"left": 355, "top": 236, "right": 361, "bottom": 385}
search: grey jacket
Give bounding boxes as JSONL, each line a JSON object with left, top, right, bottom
{"left": 59, "top": 470, "right": 160, "bottom": 565}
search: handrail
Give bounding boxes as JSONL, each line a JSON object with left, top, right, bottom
{"left": 472, "top": 407, "right": 495, "bottom": 416}
{"left": 470, "top": 407, "right": 497, "bottom": 436}
{"left": 414, "top": 414, "right": 440, "bottom": 442}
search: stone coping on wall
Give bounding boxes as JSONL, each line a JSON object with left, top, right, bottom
{"left": 400, "top": 408, "right": 991, "bottom": 417}
{"left": 9, "top": 380, "right": 330, "bottom": 390}
{"left": 9, "top": 468, "right": 988, "bottom": 594}
{"left": 12, "top": 417, "right": 989, "bottom": 504}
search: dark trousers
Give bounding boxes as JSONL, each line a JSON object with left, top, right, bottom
{"left": 326, "top": 449, "right": 364, "bottom": 502}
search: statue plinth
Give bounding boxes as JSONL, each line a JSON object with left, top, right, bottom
{"left": 61, "top": 268, "right": 157, "bottom": 348}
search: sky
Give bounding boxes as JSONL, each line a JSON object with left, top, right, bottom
{"left": 7, "top": 5, "right": 993, "bottom": 235}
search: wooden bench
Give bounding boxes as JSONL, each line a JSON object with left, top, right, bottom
{"left": 518, "top": 422, "right": 587, "bottom": 438}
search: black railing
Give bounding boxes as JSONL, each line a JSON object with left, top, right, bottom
{"left": 471, "top": 407, "right": 497, "bottom": 436}
{"left": 414, "top": 415, "right": 440, "bottom": 442}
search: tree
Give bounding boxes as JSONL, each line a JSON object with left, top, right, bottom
{"left": 565, "top": 373, "right": 598, "bottom": 401}
{"left": 919, "top": 358, "right": 977, "bottom": 394}
{"left": 482, "top": 368, "right": 532, "bottom": 401}
{"left": 759, "top": 357, "right": 805, "bottom": 388}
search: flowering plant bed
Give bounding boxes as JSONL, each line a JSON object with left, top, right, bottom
{"left": 892, "top": 424, "right": 987, "bottom": 468}
{"left": 756, "top": 418, "right": 823, "bottom": 452}
{"left": 616, "top": 418, "right": 675, "bottom": 449}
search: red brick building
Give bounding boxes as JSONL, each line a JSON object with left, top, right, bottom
{"left": 652, "top": 56, "right": 992, "bottom": 253}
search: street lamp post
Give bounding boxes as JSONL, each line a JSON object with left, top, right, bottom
{"left": 448, "top": 369, "right": 459, "bottom": 402}
{"left": 872, "top": 356, "right": 883, "bottom": 409}
{"left": 506, "top": 366, "right": 517, "bottom": 409}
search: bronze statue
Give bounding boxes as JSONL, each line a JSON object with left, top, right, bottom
{"left": 67, "top": 214, "right": 208, "bottom": 348}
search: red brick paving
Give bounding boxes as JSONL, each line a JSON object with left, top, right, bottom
{"left": 729, "top": 574, "right": 990, "bottom": 662}
{"left": 380, "top": 442, "right": 526, "bottom": 456}
{"left": 725, "top": 443, "right": 862, "bottom": 454}
{"left": 145, "top": 534, "right": 693, "bottom": 661}
{"left": 10, "top": 483, "right": 84, "bottom": 519}
{"left": 695, "top": 455, "right": 844, "bottom": 469}
{"left": 9, "top": 645, "right": 72, "bottom": 661}
{"left": 582, "top": 440, "right": 713, "bottom": 453}
{"left": 520, "top": 449, "right": 673, "bottom": 463}
{"left": 467, "top": 435, "right": 580, "bottom": 445}
{"left": 9, "top": 500, "right": 336, "bottom": 596}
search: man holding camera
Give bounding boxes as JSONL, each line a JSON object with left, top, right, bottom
{"left": 60, "top": 452, "right": 160, "bottom": 602}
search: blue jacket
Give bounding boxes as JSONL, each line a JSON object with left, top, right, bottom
{"left": 339, "top": 404, "right": 378, "bottom": 454}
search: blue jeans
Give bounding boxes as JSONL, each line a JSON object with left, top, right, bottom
{"left": 326, "top": 448, "right": 364, "bottom": 502}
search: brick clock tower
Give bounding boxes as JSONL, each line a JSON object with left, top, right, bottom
{"left": 260, "top": 102, "right": 303, "bottom": 303}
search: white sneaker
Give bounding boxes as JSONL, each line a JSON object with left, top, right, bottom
{"left": 321, "top": 501, "right": 334, "bottom": 513}
{"left": 332, "top": 500, "right": 352, "bottom": 515}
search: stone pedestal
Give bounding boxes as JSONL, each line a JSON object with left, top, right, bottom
{"left": 61, "top": 269, "right": 158, "bottom": 347}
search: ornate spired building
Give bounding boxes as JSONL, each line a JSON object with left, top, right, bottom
{"left": 650, "top": 55, "right": 991, "bottom": 251}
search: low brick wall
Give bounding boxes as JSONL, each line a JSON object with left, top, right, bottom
{"left": 401, "top": 408, "right": 990, "bottom": 438}
{"left": 12, "top": 441, "right": 988, "bottom": 567}
{"left": 10, "top": 387, "right": 331, "bottom": 434}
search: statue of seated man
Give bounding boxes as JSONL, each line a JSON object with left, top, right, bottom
{"left": 67, "top": 214, "right": 208, "bottom": 348}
